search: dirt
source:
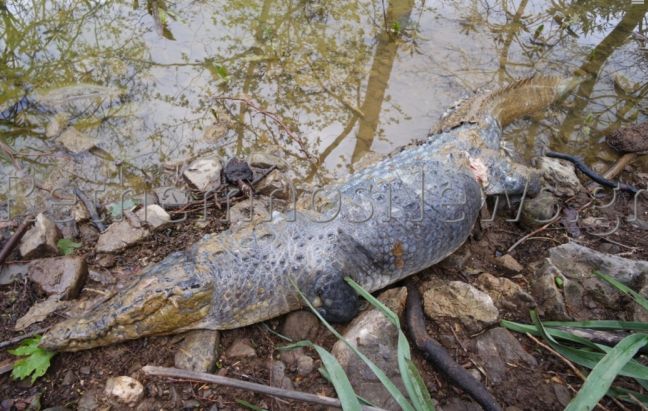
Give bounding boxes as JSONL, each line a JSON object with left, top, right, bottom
{"left": 1, "top": 166, "right": 647, "bottom": 410}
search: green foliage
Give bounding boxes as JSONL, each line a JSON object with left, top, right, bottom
{"left": 57, "top": 238, "right": 82, "bottom": 255}
{"left": 9, "top": 336, "right": 56, "bottom": 383}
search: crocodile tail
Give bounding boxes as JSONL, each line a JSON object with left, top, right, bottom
{"left": 433, "top": 75, "right": 583, "bottom": 133}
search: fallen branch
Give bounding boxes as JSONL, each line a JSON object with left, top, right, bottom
{"left": 507, "top": 221, "right": 556, "bottom": 254}
{"left": 586, "top": 153, "right": 639, "bottom": 192}
{"left": 405, "top": 283, "right": 502, "bottom": 411}
{"left": 141, "top": 365, "right": 386, "bottom": 411}
{"left": 0, "top": 216, "right": 34, "bottom": 266}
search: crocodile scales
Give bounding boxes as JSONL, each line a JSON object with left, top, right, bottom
{"left": 40, "top": 76, "right": 579, "bottom": 351}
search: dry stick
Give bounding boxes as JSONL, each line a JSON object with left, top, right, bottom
{"left": 73, "top": 187, "right": 107, "bottom": 232}
{"left": 0, "top": 326, "right": 50, "bottom": 350}
{"left": 507, "top": 221, "right": 556, "bottom": 254}
{"left": 142, "top": 366, "right": 387, "bottom": 411}
{"left": 524, "top": 333, "right": 627, "bottom": 411}
{"left": 586, "top": 153, "right": 639, "bottom": 191}
{"left": 0, "top": 216, "right": 34, "bottom": 266}
{"left": 405, "top": 284, "right": 502, "bottom": 411}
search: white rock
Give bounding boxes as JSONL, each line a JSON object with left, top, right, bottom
{"left": 96, "top": 221, "right": 149, "bottom": 253}
{"left": 539, "top": 157, "right": 583, "bottom": 197}
{"left": 19, "top": 213, "right": 61, "bottom": 259}
{"left": 183, "top": 156, "right": 223, "bottom": 192}
{"left": 45, "top": 113, "right": 70, "bottom": 138}
{"left": 135, "top": 204, "right": 170, "bottom": 229}
{"left": 104, "top": 376, "right": 144, "bottom": 405}
{"left": 57, "top": 127, "right": 96, "bottom": 153}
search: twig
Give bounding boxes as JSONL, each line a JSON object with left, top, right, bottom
{"left": 0, "top": 216, "right": 34, "bottom": 266}
{"left": 141, "top": 365, "right": 386, "bottom": 411}
{"left": 524, "top": 333, "right": 626, "bottom": 411}
{"left": 545, "top": 151, "right": 640, "bottom": 194}
{"left": 73, "top": 187, "right": 106, "bottom": 232}
{"left": 405, "top": 283, "right": 502, "bottom": 411}
{"left": 0, "top": 326, "right": 50, "bottom": 350}
{"left": 507, "top": 221, "right": 555, "bottom": 254}
{"left": 586, "top": 153, "right": 638, "bottom": 191}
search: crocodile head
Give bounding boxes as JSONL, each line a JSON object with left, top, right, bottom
{"left": 40, "top": 254, "right": 213, "bottom": 352}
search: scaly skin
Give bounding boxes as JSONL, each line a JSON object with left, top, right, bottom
{"left": 40, "top": 76, "right": 579, "bottom": 351}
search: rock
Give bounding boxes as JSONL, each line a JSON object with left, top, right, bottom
{"left": 19, "top": 213, "right": 61, "bottom": 259}
{"left": 495, "top": 254, "right": 524, "bottom": 273}
{"left": 104, "top": 376, "right": 144, "bottom": 405}
{"left": 471, "top": 327, "right": 537, "bottom": 384}
{"left": 183, "top": 156, "right": 223, "bottom": 192}
{"left": 154, "top": 186, "right": 189, "bottom": 208}
{"left": 296, "top": 355, "right": 314, "bottom": 376}
{"left": 0, "top": 262, "right": 30, "bottom": 285}
{"left": 255, "top": 169, "right": 293, "bottom": 200}
{"left": 174, "top": 330, "right": 220, "bottom": 373}
{"left": 248, "top": 151, "right": 288, "bottom": 171}
{"left": 88, "top": 269, "right": 116, "bottom": 285}
{"left": 331, "top": 287, "right": 408, "bottom": 410}
{"left": 80, "top": 366, "right": 91, "bottom": 375}
{"left": 77, "top": 390, "right": 101, "bottom": 411}
{"left": 57, "top": 127, "right": 96, "bottom": 153}
{"left": 475, "top": 273, "right": 535, "bottom": 312}
{"left": 520, "top": 190, "right": 560, "bottom": 229}
{"left": 531, "top": 261, "right": 569, "bottom": 319}
{"left": 135, "top": 205, "right": 170, "bottom": 229}
{"left": 439, "top": 246, "right": 472, "bottom": 272}
{"left": 95, "top": 220, "right": 149, "bottom": 253}
{"left": 225, "top": 338, "right": 256, "bottom": 358}
{"left": 15, "top": 295, "right": 66, "bottom": 330}
{"left": 28, "top": 256, "right": 88, "bottom": 299}
{"left": 270, "top": 361, "right": 293, "bottom": 390}
{"left": 72, "top": 202, "right": 90, "bottom": 223}
{"left": 281, "top": 311, "right": 320, "bottom": 341}
{"left": 423, "top": 281, "right": 499, "bottom": 333}
{"left": 537, "top": 242, "right": 648, "bottom": 319}
{"left": 539, "top": 157, "right": 583, "bottom": 197}
{"left": 552, "top": 383, "right": 572, "bottom": 408}
{"left": 45, "top": 113, "right": 70, "bottom": 138}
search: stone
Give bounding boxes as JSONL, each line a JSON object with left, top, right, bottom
{"left": 475, "top": 273, "right": 535, "bottom": 312}
{"left": 183, "top": 156, "right": 223, "bottom": 192}
{"left": 28, "top": 256, "right": 88, "bottom": 299}
{"left": 423, "top": 281, "right": 499, "bottom": 333}
{"left": 15, "top": 295, "right": 66, "bottom": 330}
{"left": 104, "top": 376, "right": 144, "bottom": 405}
{"left": 154, "top": 186, "right": 189, "bottom": 208}
{"left": 495, "top": 254, "right": 524, "bottom": 273}
{"left": 228, "top": 199, "right": 271, "bottom": 231}
{"left": 77, "top": 390, "right": 101, "bottom": 411}
{"left": 270, "top": 360, "right": 293, "bottom": 390}
{"left": 19, "top": 213, "right": 61, "bottom": 259}
{"left": 520, "top": 190, "right": 560, "bottom": 229}
{"left": 72, "top": 202, "right": 90, "bottom": 223}
{"left": 96, "top": 220, "right": 149, "bottom": 253}
{"left": 225, "top": 338, "right": 256, "bottom": 358}
{"left": 88, "top": 269, "right": 116, "bottom": 285}
{"left": 281, "top": 311, "right": 320, "bottom": 341}
{"left": 248, "top": 151, "right": 288, "bottom": 171}
{"left": 538, "top": 242, "right": 648, "bottom": 319}
{"left": 174, "top": 330, "right": 220, "bottom": 373}
{"left": 471, "top": 327, "right": 537, "bottom": 384}
{"left": 57, "top": 127, "right": 96, "bottom": 153}
{"left": 539, "top": 157, "right": 583, "bottom": 197}
{"left": 296, "top": 355, "right": 314, "bottom": 376}
{"left": 531, "top": 262, "right": 569, "bottom": 319}
{"left": 135, "top": 205, "right": 170, "bottom": 229}
{"left": 0, "top": 262, "right": 30, "bottom": 285}
{"left": 255, "top": 169, "right": 293, "bottom": 200}
{"left": 331, "top": 287, "right": 409, "bottom": 410}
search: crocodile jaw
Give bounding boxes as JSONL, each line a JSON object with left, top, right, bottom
{"left": 40, "top": 267, "right": 213, "bottom": 352}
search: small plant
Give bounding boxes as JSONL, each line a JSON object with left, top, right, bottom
{"left": 57, "top": 238, "right": 82, "bottom": 255}
{"left": 9, "top": 336, "right": 56, "bottom": 383}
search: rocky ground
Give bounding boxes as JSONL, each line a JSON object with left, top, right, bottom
{"left": 1, "top": 145, "right": 648, "bottom": 411}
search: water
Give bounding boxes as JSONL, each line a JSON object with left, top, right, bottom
{"left": 1, "top": 0, "right": 647, "bottom": 215}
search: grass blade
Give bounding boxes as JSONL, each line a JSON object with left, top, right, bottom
{"left": 290, "top": 280, "right": 416, "bottom": 411}
{"left": 540, "top": 320, "right": 648, "bottom": 332}
{"left": 593, "top": 271, "right": 648, "bottom": 312}
{"left": 565, "top": 333, "right": 648, "bottom": 411}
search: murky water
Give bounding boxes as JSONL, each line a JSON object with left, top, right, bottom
{"left": 1, "top": 0, "right": 647, "bottom": 215}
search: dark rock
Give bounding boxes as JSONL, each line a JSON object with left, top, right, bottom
{"left": 281, "top": 311, "right": 320, "bottom": 341}
{"left": 28, "top": 256, "right": 87, "bottom": 299}
{"left": 520, "top": 190, "right": 560, "bottom": 229}
{"left": 19, "top": 213, "right": 61, "bottom": 259}
{"left": 270, "top": 361, "right": 293, "bottom": 390}
{"left": 77, "top": 390, "right": 100, "bottom": 411}
{"left": 224, "top": 157, "right": 253, "bottom": 184}
{"left": 471, "top": 327, "right": 537, "bottom": 384}
{"left": 174, "top": 330, "right": 220, "bottom": 373}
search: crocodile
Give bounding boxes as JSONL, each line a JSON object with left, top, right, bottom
{"left": 40, "top": 76, "right": 579, "bottom": 351}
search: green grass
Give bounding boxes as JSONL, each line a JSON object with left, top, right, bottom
{"left": 503, "top": 270, "right": 648, "bottom": 409}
